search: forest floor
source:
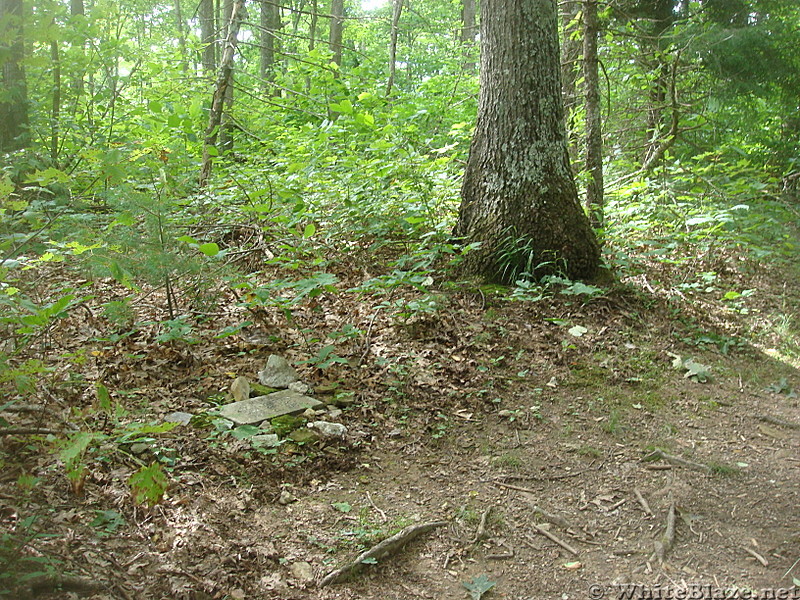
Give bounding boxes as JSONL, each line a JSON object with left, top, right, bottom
{"left": 2, "top": 237, "right": 800, "bottom": 600}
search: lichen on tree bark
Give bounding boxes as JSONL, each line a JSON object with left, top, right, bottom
{"left": 455, "top": 0, "right": 600, "bottom": 283}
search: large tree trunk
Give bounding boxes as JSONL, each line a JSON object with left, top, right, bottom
{"left": 0, "top": 0, "right": 29, "bottom": 152}
{"left": 455, "top": 0, "right": 600, "bottom": 283}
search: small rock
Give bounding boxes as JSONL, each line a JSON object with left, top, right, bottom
{"left": 288, "top": 381, "right": 310, "bottom": 394}
{"left": 130, "top": 442, "right": 149, "bottom": 455}
{"left": 326, "top": 408, "right": 343, "bottom": 419}
{"left": 302, "top": 408, "right": 317, "bottom": 418}
{"left": 258, "top": 355, "right": 299, "bottom": 388}
{"left": 278, "top": 489, "right": 296, "bottom": 505}
{"left": 309, "top": 421, "right": 347, "bottom": 439}
{"left": 219, "top": 390, "right": 324, "bottom": 425}
{"left": 230, "top": 376, "right": 251, "bottom": 401}
{"left": 251, "top": 434, "right": 280, "bottom": 447}
{"left": 163, "top": 411, "right": 192, "bottom": 425}
{"left": 289, "top": 428, "right": 320, "bottom": 444}
{"left": 328, "top": 392, "right": 356, "bottom": 408}
{"left": 289, "top": 561, "right": 314, "bottom": 583}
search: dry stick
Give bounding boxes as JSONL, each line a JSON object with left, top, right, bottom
{"left": 744, "top": 547, "right": 769, "bottom": 567}
{"left": 471, "top": 508, "right": 491, "bottom": 544}
{"left": 492, "top": 481, "right": 538, "bottom": 494}
{"left": 0, "top": 428, "right": 58, "bottom": 436}
{"left": 651, "top": 500, "right": 676, "bottom": 564}
{"left": 634, "top": 488, "right": 654, "bottom": 516}
{"left": 366, "top": 491, "right": 387, "bottom": 523}
{"left": 318, "top": 521, "right": 447, "bottom": 587}
{"left": 527, "top": 503, "right": 572, "bottom": 530}
{"left": 529, "top": 524, "right": 579, "bottom": 556}
{"left": 758, "top": 415, "right": 800, "bottom": 430}
{"left": 642, "top": 449, "right": 712, "bottom": 474}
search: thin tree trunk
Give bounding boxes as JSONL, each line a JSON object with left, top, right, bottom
{"left": 583, "top": 0, "right": 603, "bottom": 229}
{"left": 70, "top": 0, "right": 85, "bottom": 100}
{"left": 174, "top": 0, "right": 188, "bottom": 72}
{"left": 308, "top": 0, "right": 318, "bottom": 51}
{"left": 50, "top": 37, "right": 61, "bottom": 161}
{"left": 199, "top": 0, "right": 246, "bottom": 187}
{"left": 200, "top": 0, "right": 217, "bottom": 73}
{"left": 461, "top": 0, "right": 476, "bottom": 71}
{"left": 329, "top": 0, "right": 344, "bottom": 67}
{"left": 385, "top": 0, "right": 403, "bottom": 95}
{"left": 559, "top": 0, "right": 581, "bottom": 163}
{"left": 219, "top": 0, "right": 235, "bottom": 153}
{"left": 455, "top": 0, "right": 600, "bottom": 283}
{"left": 260, "top": 0, "right": 280, "bottom": 86}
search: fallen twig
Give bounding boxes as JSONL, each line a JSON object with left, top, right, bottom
{"left": 318, "top": 520, "right": 447, "bottom": 587}
{"left": 529, "top": 523, "right": 579, "bottom": 556}
{"left": 0, "top": 427, "right": 58, "bottom": 436}
{"left": 650, "top": 500, "right": 676, "bottom": 564}
{"left": 634, "top": 488, "right": 653, "bottom": 516}
{"left": 744, "top": 547, "right": 768, "bottom": 567}
{"left": 527, "top": 502, "right": 572, "bottom": 530}
{"left": 471, "top": 508, "right": 491, "bottom": 544}
{"left": 758, "top": 415, "right": 800, "bottom": 430}
{"left": 366, "top": 491, "right": 387, "bottom": 523}
{"left": 642, "top": 449, "right": 712, "bottom": 474}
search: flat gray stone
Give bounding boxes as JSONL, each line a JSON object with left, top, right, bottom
{"left": 163, "top": 411, "right": 193, "bottom": 425}
{"left": 219, "top": 390, "right": 324, "bottom": 425}
{"left": 258, "top": 355, "right": 299, "bottom": 388}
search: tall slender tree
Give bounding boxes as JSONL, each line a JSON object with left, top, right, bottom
{"left": 455, "top": 0, "right": 600, "bottom": 282}
{"left": 583, "top": 0, "right": 603, "bottom": 229}
{"left": 329, "top": 0, "right": 344, "bottom": 67}
{"left": 260, "top": 0, "right": 281, "bottom": 86}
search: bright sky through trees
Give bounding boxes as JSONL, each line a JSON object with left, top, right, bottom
{"left": 362, "top": 0, "right": 386, "bottom": 10}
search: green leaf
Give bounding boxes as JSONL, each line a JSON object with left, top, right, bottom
{"left": 231, "top": 425, "right": 261, "bottom": 440}
{"left": 198, "top": 242, "right": 220, "bottom": 257}
{"left": 332, "top": 501, "right": 352, "bottom": 513}
{"left": 302, "top": 223, "right": 316, "bottom": 238}
{"left": 129, "top": 463, "right": 169, "bottom": 507}
{"left": 96, "top": 383, "right": 112, "bottom": 412}
{"left": 463, "top": 574, "right": 496, "bottom": 600}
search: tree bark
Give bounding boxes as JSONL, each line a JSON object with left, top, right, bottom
{"left": 583, "top": 0, "right": 604, "bottom": 229}
{"left": 329, "top": 0, "right": 344, "bottom": 67}
{"left": 199, "top": 0, "right": 246, "bottom": 187}
{"left": 200, "top": 0, "right": 217, "bottom": 73}
{"left": 559, "top": 0, "right": 581, "bottom": 159}
{"left": 455, "top": 0, "right": 600, "bottom": 283}
{"left": 0, "top": 0, "right": 29, "bottom": 152}
{"left": 218, "top": 0, "right": 236, "bottom": 153}
{"left": 385, "top": 0, "right": 403, "bottom": 95}
{"left": 461, "top": 0, "right": 477, "bottom": 71}
{"left": 260, "top": 0, "right": 280, "bottom": 85}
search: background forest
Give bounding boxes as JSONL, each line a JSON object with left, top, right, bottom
{"left": 1, "top": 0, "right": 799, "bottom": 598}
